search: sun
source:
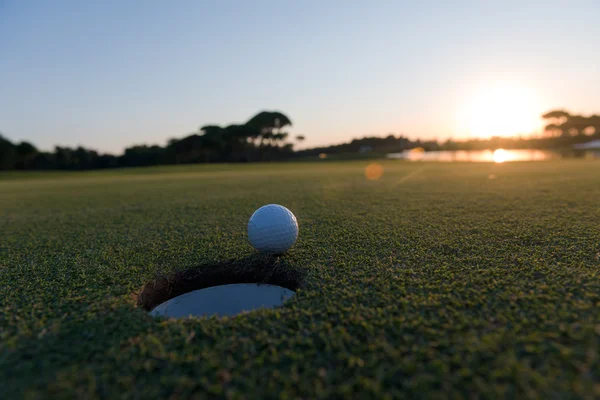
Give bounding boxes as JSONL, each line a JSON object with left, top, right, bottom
{"left": 457, "top": 82, "right": 542, "bottom": 138}
{"left": 492, "top": 148, "right": 510, "bottom": 163}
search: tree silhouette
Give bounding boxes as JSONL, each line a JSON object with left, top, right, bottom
{"left": 542, "top": 110, "right": 570, "bottom": 120}
{"left": 122, "top": 145, "right": 165, "bottom": 167}
{"left": 542, "top": 110, "right": 600, "bottom": 137}
{"left": 166, "top": 133, "right": 206, "bottom": 164}
{"left": 223, "top": 124, "right": 258, "bottom": 161}
{"left": 246, "top": 111, "right": 292, "bottom": 146}
{"left": 198, "top": 125, "right": 226, "bottom": 162}
{"left": 15, "top": 142, "right": 37, "bottom": 169}
{"left": 0, "top": 134, "right": 17, "bottom": 170}
{"left": 542, "top": 110, "right": 570, "bottom": 136}
{"left": 0, "top": 111, "right": 300, "bottom": 170}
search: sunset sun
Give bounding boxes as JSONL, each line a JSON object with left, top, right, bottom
{"left": 458, "top": 82, "right": 542, "bottom": 138}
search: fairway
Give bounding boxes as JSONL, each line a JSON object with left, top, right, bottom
{"left": 1, "top": 160, "right": 600, "bottom": 398}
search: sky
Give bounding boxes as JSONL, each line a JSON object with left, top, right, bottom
{"left": 1, "top": 0, "right": 599, "bottom": 154}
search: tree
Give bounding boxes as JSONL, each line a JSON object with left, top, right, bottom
{"left": 542, "top": 110, "right": 570, "bottom": 120}
{"left": 53, "top": 146, "right": 75, "bottom": 169}
{"left": 0, "top": 133, "right": 17, "bottom": 170}
{"left": 542, "top": 110, "right": 571, "bottom": 136}
{"left": 246, "top": 111, "right": 292, "bottom": 146}
{"left": 73, "top": 146, "right": 98, "bottom": 170}
{"left": 121, "top": 145, "right": 166, "bottom": 167}
{"left": 223, "top": 124, "right": 258, "bottom": 161}
{"left": 0, "top": 110, "right": 302, "bottom": 169}
{"left": 543, "top": 123, "right": 563, "bottom": 137}
{"left": 224, "top": 124, "right": 259, "bottom": 144}
{"left": 199, "top": 125, "right": 226, "bottom": 162}
{"left": 541, "top": 109, "right": 600, "bottom": 137}
{"left": 168, "top": 134, "right": 206, "bottom": 164}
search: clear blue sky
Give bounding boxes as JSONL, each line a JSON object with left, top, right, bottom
{"left": 1, "top": 0, "right": 598, "bottom": 153}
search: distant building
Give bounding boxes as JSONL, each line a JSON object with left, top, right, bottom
{"left": 573, "top": 140, "right": 600, "bottom": 150}
{"left": 573, "top": 140, "right": 600, "bottom": 158}
{"left": 359, "top": 145, "right": 373, "bottom": 154}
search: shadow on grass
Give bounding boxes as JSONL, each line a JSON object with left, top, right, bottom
{"left": 138, "top": 255, "right": 304, "bottom": 311}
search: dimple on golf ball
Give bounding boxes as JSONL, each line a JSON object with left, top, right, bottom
{"left": 247, "top": 204, "right": 298, "bottom": 254}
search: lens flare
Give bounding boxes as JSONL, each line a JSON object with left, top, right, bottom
{"left": 365, "top": 163, "right": 384, "bottom": 180}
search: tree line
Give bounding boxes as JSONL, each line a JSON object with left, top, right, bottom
{"left": 1, "top": 109, "right": 598, "bottom": 171}
{"left": 0, "top": 111, "right": 301, "bottom": 171}
{"left": 296, "top": 109, "right": 600, "bottom": 157}
{"left": 443, "top": 109, "right": 600, "bottom": 151}
{"left": 542, "top": 110, "right": 600, "bottom": 137}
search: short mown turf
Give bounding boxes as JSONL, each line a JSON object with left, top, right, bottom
{"left": 1, "top": 160, "right": 599, "bottom": 398}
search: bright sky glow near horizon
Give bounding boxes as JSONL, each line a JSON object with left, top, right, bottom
{"left": 1, "top": 0, "right": 599, "bottom": 154}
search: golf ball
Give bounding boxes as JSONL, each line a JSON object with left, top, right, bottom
{"left": 247, "top": 204, "right": 298, "bottom": 254}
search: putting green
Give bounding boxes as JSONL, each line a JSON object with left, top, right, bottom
{"left": 1, "top": 160, "right": 599, "bottom": 398}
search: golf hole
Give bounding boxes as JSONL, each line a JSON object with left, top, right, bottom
{"left": 149, "top": 283, "right": 295, "bottom": 318}
{"left": 138, "top": 256, "right": 302, "bottom": 319}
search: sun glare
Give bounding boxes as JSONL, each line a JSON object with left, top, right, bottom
{"left": 458, "top": 82, "right": 542, "bottom": 138}
{"left": 492, "top": 148, "right": 509, "bottom": 163}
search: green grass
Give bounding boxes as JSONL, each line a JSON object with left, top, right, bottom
{"left": 1, "top": 160, "right": 600, "bottom": 399}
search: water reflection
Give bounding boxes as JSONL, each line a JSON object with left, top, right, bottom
{"left": 149, "top": 283, "right": 295, "bottom": 318}
{"left": 388, "top": 148, "right": 559, "bottom": 163}
{"left": 492, "top": 149, "right": 508, "bottom": 163}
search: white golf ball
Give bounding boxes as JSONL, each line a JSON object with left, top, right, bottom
{"left": 247, "top": 204, "right": 298, "bottom": 254}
